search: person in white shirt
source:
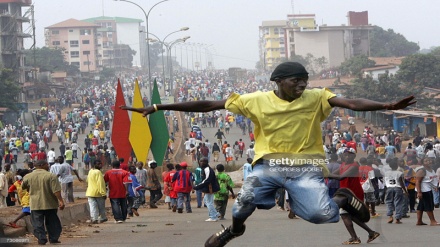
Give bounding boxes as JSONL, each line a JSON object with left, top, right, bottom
{"left": 415, "top": 158, "right": 439, "bottom": 225}
{"left": 47, "top": 148, "right": 56, "bottom": 166}
{"left": 246, "top": 145, "right": 255, "bottom": 160}
{"left": 384, "top": 158, "right": 407, "bottom": 224}
{"left": 71, "top": 142, "right": 79, "bottom": 159}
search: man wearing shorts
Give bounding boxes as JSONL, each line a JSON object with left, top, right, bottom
{"left": 121, "top": 61, "right": 415, "bottom": 246}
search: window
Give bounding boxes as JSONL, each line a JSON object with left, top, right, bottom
{"left": 83, "top": 61, "right": 91, "bottom": 65}
{"left": 80, "top": 29, "right": 91, "bottom": 35}
{"left": 82, "top": 40, "right": 90, "bottom": 44}
{"left": 103, "top": 42, "right": 109, "bottom": 48}
{"left": 69, "top": 29, "right": 73, "bottom": 32}
{"left": 71, "top": 62, "right": 80, "bottom": 67}
{"left": 83, "top": 51, "right": 90, "bottom": 55}
{"left": 52, "top": 41, "right": 60, "bottom": 46}
{"left": 70, "top": 51, "right": 79, "bottom": 58}
{"left": 107, "top": 33, "right": 113, "bottom": 38}
{"left": 279, "top": 37, "right": 285, "bottom": 44}
{"left": 107, "top": 22, "right": 112, "bottom": 27}
{"left": 51, "top": 30, "right": 59, "bottom": 35}
{"left": 70, "top": 40, "right": 79, "bottom": 47}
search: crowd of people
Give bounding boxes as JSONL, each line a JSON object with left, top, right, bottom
{"left": 2, "top": 61, "right": 440, "bottom": 247}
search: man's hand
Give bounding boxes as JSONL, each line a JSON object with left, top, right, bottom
{"left": 119, "top": 105, "right": 155, "bottom": 118}
{"left": 385, "top": 96, "right": 416, "bottom": 110}
{"left": 59, "top": 201, "right": 65, "bottom": 210}
{"left": 78, "top": 178, "right": 83, "bottom": 182}
{"left": 231, "top": 194, "right": 236, "bottom": 199}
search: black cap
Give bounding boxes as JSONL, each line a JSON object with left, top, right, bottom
{"left": 270, "top": 62, "right": 308, "bottom": 81}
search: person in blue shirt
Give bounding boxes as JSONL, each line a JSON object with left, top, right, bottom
{"left": 127, "top": 165, "right": 144, "bottom": 217}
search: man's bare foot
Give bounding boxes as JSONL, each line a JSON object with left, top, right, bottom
{"left": 416, "top": 222, "right": 427, "bottom": 225}
{"left": 430, "top": 222, "right": 440, "bottom": 226}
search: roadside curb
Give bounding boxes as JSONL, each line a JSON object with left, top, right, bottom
{"left": 1, "top": 201, "right": 90, "bottom": 238}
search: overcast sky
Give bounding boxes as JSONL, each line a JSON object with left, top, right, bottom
{"left": 25, "top": 0, "right": 440, "bottom": 69}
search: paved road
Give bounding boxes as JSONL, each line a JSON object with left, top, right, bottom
{"left": 30, "top": 199, "right": 440, "bottom": 247}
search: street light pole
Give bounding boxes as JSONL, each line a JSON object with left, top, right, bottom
{"left": 115, "top": 0, "right": 169, "bottom": 102}
{"left": 166, "top": 37, "right": 189, "bottom": 94}
{"left": 147, "top": 27, "right": 189, "bottom": 95}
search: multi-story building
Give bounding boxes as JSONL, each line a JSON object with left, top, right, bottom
{"left": 259, "top": 11, "right": 373, "bottom": 71}
{"left": 258, "top": 20, "right": 287, "bottom": 71}
{"left": 0, "top": 0, "right": 32, "bottom": 98}
{"left": 259, "top": 15, "right": 315, "bottom": 71}
{"left": 286, "top": 11, "right": 373, "bottom": 68}
{"left": 82, "top": 16, "right": 144, "bottom": 69}
{"left": 45, "top": 19, "right": 99, "bottom": 73}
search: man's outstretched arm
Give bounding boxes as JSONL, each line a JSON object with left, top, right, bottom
{"left": 328, "top": 95, "right": 416, "bottom": 111}
{"left": 120, "top": 99, "right": 227, "bottom": 117}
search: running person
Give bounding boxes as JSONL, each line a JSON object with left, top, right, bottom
{"left": 121, "top": 62, "right": 415, "bottom": 246}
{"left": 214, "top": 129, "right": 226, "bottom": 146}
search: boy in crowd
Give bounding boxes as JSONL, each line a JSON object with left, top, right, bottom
{"left": 214, "top": 164, "right": 235, "bottom": 220}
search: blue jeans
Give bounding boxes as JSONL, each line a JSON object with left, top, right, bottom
{"left": 110, "top": 198, "right": 128, "bottom": 221}
{"left": 88, "top": 197, "right": 107, "bottom": 221}
{"left": 232, "top": 162, "right": 339, "bottom": 224}
{"left": 196, "top": 190, "right": 203, "bottom": 207}
{"left": 204, "top": 193, "right": 218, "bottom": 220}
{"left": 433, "top": 189, "right": 440, "bottom": 205}
{"left": 177, "top": 192, "right": 192, "bottom": 212}
{"left": 385, "top": 187, "right": 404, "bottom": 219}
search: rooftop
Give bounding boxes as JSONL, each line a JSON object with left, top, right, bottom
{"left": 46, "top": 18, "right": 99, "bottom": 29}
{"left": 82, "top": 16, "right": 143, "bottom": 24}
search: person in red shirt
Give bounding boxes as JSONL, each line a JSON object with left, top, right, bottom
{"left": 29, "top": 142, "right": 37, "bottom": 154}
{"left": 104, "top": 160, "right": 129, "bottom": 223}
{"left": 238, "top": 139, "right": 245, "bottom": 158}
{"left": 36, "top": 149, "right": 47, "bottom": 161}
{"left": 91, "top": 137, "right": 99, "bottom": 151}
{"left": 172, "top": 162, "right": 194, "bottom": 213}
{"left": 331, "top": 148, "right": 380, "bottom": 244}
{"left": 346, "top": 140, "right": 357, "bottom": 152}
{"left": 164, "top": 164, "right": 179, "bottom": 212}
{"left": 249, "top": 132, "right": 255, "bottom": 144}
{"left": 189, "top": 131, "right": 196, "bottom": 139}
{"left": 119, "top": 158, "right": 128, "bottom": 171}
{"left": 162, "top": 163, "right": 174, "bottom": 210}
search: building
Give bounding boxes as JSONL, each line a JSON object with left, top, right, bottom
{"left": 259, "top": 11, "right": 373, "bottom": 71}
{"left": 258, "top": 20, "right": 287, "bottom": 71}
{"left": 82, "top": 16, "right": 144, "bottom": 69}
{"left": 259, "top": 15, "right": 316, "bottom": 71}
{"left": 45, "top": 19, "right": 99, "bottom": 73}
{"left": 0, "top": 0, "right": 32, "bottom": 100}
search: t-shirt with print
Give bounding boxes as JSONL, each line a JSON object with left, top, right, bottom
{"left": 104, "top": 168, "right": 129, "bottom": 198}
{"left": 225, "top": 89, "right": 335, "bottom": 172}
{"left": 384, "top": 170, "right": 403, "bottom": 188}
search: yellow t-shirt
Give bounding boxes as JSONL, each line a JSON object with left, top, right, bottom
{"left": 86, "top": 169, "right": 106, "bottom": 197}
{"left": 225, "top": 88, "right": 336, "bottom": 171}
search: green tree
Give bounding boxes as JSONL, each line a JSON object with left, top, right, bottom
{"left": 25, "top": 47, "right": 68, "bottom": 72}
{"left": 0, "top": 67, "right": 21, "bottom": 111}
{"left": 370, "top": 26, "right": 419, "bottom": 57}
{"left": 396, "top": 54, "right": 440, "bottom": 89}
{"left": 344, "top": 71, "right": 423, "bottom": 102}
{"left": 339, "top": 55, "right": 376, "bottom": 76}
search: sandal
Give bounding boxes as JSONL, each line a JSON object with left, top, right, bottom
{"left": 342, "top": 237, "right": 361, "bottom": 245}
{"left": 367, "top": 232, "right": 380, "bottom": 243}
{"left": 387, "top": 216, "right": 393, "bottom": 223}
